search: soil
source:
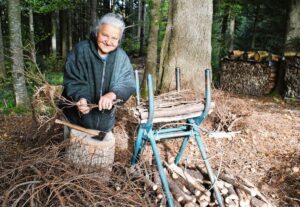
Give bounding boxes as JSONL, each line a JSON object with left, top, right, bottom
{"left": 0, "top": 90, "right": 299, "bottom": 207}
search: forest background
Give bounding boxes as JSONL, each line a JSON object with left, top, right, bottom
{"left": 0, "top": 0, "right": 299, "bottom": 114}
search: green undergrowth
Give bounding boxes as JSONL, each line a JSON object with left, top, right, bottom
{"left": 0, "top": 71, "right": 63, "bottom": 115}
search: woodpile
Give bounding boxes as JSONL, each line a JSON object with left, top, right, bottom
{"left": 134, "top": 90, "right": 214, "bottom": 123}
{"left": 130, "top": 161, "right": 273, "bottom": 207}
{"left": 221, "top": 50, "right": 280, "bottom": 96}
{"left": 282, "top": 53, "right": 300, "bottom": 99}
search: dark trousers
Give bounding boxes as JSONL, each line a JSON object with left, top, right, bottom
{"left": 63, "top": 106, "right": 116, "bottom": 132}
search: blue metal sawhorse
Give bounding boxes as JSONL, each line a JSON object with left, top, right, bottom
{"left": 131, "top": 69, "right": 224, "bottom": 207}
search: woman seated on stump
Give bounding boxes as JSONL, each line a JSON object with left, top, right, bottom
{"left": 62, "top": 13, "right": 136, "bottom": 133}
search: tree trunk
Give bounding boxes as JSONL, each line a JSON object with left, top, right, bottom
{"left": 139, "top": 0, "right": 145, "bottom": 56}
{"left": 137, "top": 0, "right": 143, "bottom": 38}
{"left": 228, "top": 11, "right": 235, "bottom": 52}
{"left": 141, "top": 0, "right": 161, "bottom": 94}
{"left": 29, "top": 8, "right": 36, "bottom": 64}
{"left": 0, "top": 18, "right": 5, "bottom": 78}
{"left": 285, "top": 0, "right": 300, "bottom": 46}
{"left": 60, "top": 10, "right": 68, "bottom": 59}
{"left": 90, "top": 0, "right": 98, "bottom": 31}
{"left": 8, "top": 0, "right": 29, "bottom": 107}
{"left": 158, "top": 0, "right": 213, "bottom": 94}
{"left": 51, "top": 12, "right": 58, "bottom": 57}
{"left": 251, "top": 3, "right": 260, "bottom": 50}
{"left": 103, "top": 0, "right": 111, "bottom": 14}
{"left": 68, "top": 10, "right": 73, "bottom": 50}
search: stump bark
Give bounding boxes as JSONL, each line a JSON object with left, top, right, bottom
{"left": 67, "top": 129, "right": 115, "bottom": 170}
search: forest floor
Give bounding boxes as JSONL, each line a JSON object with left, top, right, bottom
{"left": 0, "top": 89, "right": 299, "bottom": 206}
{"left": 0, "top": 57, "right": 299, "bottom": 206}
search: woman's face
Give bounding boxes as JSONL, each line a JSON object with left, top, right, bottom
{"left": 97, "top": 24, "right": 121, "bottom": 56}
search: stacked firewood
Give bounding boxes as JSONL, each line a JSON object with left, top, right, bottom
{"left": 283, "top": 52, "right": 300, "bottom": 99}
{"left": 227, "top": 50, "right": 280, "bottom": 62}
{"left": 130, "top": 161, "right": 273, "bottom": 207}
{"left": 220, "top": 50, "right": 280, "bottom": 96}
{"left": 134, "top": 90, "right": 214, "bottom": 123}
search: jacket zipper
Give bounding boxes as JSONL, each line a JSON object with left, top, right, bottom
{"left": 100, "top": 61, "right": 106, "bottom": 97}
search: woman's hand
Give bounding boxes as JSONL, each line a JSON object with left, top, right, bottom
{"left": 98, "top": 92, "right": 116, "bottom": 111}
{"left": 76, "top": 98, "right": 90, "bottom": 114}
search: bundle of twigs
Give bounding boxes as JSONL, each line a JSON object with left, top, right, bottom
{"left": 31, "top": 84, "right": 64, "bottom": 128}
{"left": 0, "top": 140, "right": 152, "bottom": 207}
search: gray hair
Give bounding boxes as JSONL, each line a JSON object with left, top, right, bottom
{"left": 94, "top": 13, "right": 125, "bottom": 38}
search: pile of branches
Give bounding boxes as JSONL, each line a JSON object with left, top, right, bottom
{"left": 31, "top": 84, "right": 64, "bottom": 130}
{"left": 0, "top": 140, "right": 151, "bottom": 207}
{"left": 129, "top": 159, "right": 273, "bottom": 207}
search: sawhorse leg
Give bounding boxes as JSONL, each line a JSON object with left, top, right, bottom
{"left": 131, "top": 126, "right": 146, "bottom": 165}
{"left": 174, "top": 136, "right": 189, "bottom": 165}
{"left": 148, "top": 130, "right": 174, "bottom": 207}
{"left": 193, "top": 126, "right": 224, "bottom": 207}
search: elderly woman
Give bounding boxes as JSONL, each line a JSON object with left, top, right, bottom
{"left": 62, "top": 13, "right": 136, "bottom": 132}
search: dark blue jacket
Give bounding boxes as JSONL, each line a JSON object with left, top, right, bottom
{"left": 62, "top": 37, "right": 136, "bottom": 131}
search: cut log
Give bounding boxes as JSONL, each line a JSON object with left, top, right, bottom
{"left": 199, "top": 200, "right": 209, "bottom": 207}
{"left": 229, "top": 50, "right": 245, "bottom": 59}
{"left": 271, "top": 54, "right": 281, "bottom": 62}
{"left": 164, "top": 162, "right": 207, "bottom": 193}
{"left": 152, "top": 165, "right": 164, "bottom": 199}
{"left": 284, "top": 51, "right": 300, "bottom": 57}
{"left": 168, "top": 176, "right": 194, "bottom": 203}
{"left": 130, "top": 165, "right": 158, "bottom": 191}
{"left": 185, "top": 168, "right": 204, "bottom": 184}
{"left": 225, "top": 185, "right": 239, "bottom": 204}
{"left": 254, "top": 51, "right": 269, "bottom": 62}
{"left": 245, "top": 51, "right": 256, "bottom": 60}
{"left": 168, "top": 165, "right": 201, "bottom": 197}
{"left": 217, "top": 173, "right": 257, "bottom": 197}
{"left": 251, "top": 197, "right": 269, "bottom": 207}
{"left": 184, "top": 202, "right": 197, "bottom": 207}
{"left": 227, "top": 199, "right": 239, "bottom": 207}
{"left": 236, "top": 189, "right": 251, "bottom": 207}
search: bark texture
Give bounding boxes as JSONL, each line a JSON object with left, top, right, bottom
{"left": 158, "top": 0, "right": 213, "bottom": 94}
{"left": 29, "top": 8, "right": 36, "bottom": 64}
{"left": 141, "top": 0, "right": 161, "bottom": 93}
{"left": 51, "top": 12, "right": 58, "bottom": 56}
{"left": 60, "top": 10, "right": 68, "bottom": 59}
{"left": 0, "top": 19, "right": 5, "bottom": 78}
{"left": 8, "top": 0, "right": 29, "bottom": 106}
{"left": 90, "top": 0, "right": 98, "bottom": 31}
{"left": 286, "top": 0, "right": 300, "bottom": 42}
{"left": 228, "top": 12, "right": 235, "bottom": 51}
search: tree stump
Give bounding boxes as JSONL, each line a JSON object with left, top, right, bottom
{"left": 66, "top": 129, "right": 115, "bottom": 171}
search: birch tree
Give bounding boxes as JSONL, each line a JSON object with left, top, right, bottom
{"left": 8, "top": 0, "right": 29, "bottom": 106}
